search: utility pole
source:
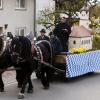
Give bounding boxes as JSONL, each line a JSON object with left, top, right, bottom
{"left": 33, "top": 0, "right": 37, "bottom": 37}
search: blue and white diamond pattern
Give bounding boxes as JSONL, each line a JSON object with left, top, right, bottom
{"left": 66, "top": 50, "right": 100, "bottom": 78}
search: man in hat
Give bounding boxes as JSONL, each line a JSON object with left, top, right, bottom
{"left": 37, "top": 29, "right": 49, "bottom": 41}
{"left": 53, "top": 15, "right": 71, "bottom": 52}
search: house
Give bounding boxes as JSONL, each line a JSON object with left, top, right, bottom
{"left": 0, "top": 0, "right": 35, "bottom": 36}
{"left": 69, "top": 25, "right": 92, "bottom": 50}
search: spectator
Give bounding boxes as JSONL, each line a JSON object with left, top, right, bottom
{"left": 53, "top": 15, "right": 71, "bottom": 52}
{"left": 37, "top": 29, "right": 49, "bottom": 41}
{"left": 7, "top": 32, "right": 13, "bottom": 39}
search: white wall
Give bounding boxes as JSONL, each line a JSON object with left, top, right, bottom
{"left": 79, "top": 19, "right": 90, "bottom": 29}
{"left": 0, "top": 0, "right": 34, "bottom": 36}
{"left": 36, "top": 0, "right": 55, "bottom": 36}
{"left": 69, "top": 37, "right": 81, "bottom": 49}
{"left": 69, "top": 37, "right": 92, "bottom": 50}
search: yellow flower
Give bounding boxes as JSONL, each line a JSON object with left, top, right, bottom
{"left": 70, "top": 47, "right": 87, "bottom": 53}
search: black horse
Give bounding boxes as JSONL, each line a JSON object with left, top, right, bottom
{"left": 32, "top": 40, "right": 53, "bottom": 89}
{"left": 0, "top": 36, "right": 33, "bottom": 99}
{"left": 10, "top": 36, "right": 34, "bottom": 99}
{"left": 0, "top": 36, "right": 13, "bottom": 91}
{"left": 0, "top": 49, "right": 13, "bottom": 92}
{"left": 10, "top": 37, "right": 53, "bottom": 98}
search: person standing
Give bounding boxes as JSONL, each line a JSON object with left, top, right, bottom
{"left": 53, "top": 15, "right": 71, "bottom": 52}
{"left": 37, "top": 29, "right": 49, "bottom": 41}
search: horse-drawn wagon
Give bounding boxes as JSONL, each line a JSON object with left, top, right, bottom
{"left": 0, "top": 36, "right": 100, "bottom": 99}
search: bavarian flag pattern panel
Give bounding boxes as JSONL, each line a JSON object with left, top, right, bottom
{"left": 66, "top": 50, "right": 100, "bottom": 78}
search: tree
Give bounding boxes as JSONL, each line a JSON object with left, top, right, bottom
{"left": 93, "top": 34, "right": 100, "bottom": 49}
{"left": 55, "top": 0, "right": 99, "bottom": 24}
{"left": 37, "top": 0, "right": 99, "bottom": 30}
{"left": 89, "top": 4, "right": 100, "bottom": 34}
{"left": 89, "top": 3, "right": 100, "bottom": 17}
{"left": 37, "top": 8, "right": 56, "bottom": 31}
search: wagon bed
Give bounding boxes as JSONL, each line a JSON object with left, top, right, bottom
{"left": 53, "top": 50, "right": 100, "bottom": 78}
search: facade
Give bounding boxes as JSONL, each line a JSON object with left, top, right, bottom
{"left": 0, "top": 0, "right": 34, "bottom": 36}
{"left": 69, "top": 25, "right": 92, "bottom": 50}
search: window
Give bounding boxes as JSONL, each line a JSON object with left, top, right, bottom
{"left": 16, "top": 0, "right": 25, "bottom": 9}
{"left": 73, "top": 40, "right": 76, "bottom": 44}
{"left": 15, "top": 27, "right": 26, "bottom": 36}
{"left": 81, "top": 39, "right": 90, "bottom": 45}
{"left": 0, "top": 0, "right": 3, "bottom": 9}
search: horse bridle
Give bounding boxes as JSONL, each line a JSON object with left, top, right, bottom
{"left": 10, "top": 41, "right": 26, "bottom": 63}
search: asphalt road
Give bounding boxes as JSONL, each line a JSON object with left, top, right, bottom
{"left": 1, "top": 72, "right": 100, "bottom": 100}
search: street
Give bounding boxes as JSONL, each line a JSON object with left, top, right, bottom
{"left": 1, "top": 72, "right": 100, "bottom": 100}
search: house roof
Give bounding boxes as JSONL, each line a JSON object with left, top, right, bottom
{"left": 70, "top": 25, "right": 92, "bottom": 37}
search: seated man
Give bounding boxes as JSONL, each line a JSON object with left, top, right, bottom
{"left": 49, "top": 32, "right": 63, "bottom": 55}
{"left": 37, "top": 29, "right": 49, "bottom": 41}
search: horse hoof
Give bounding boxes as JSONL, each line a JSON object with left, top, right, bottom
{"left": 43, "top": 86, "right": 49, "bottom": 89}
{"left": 0, "top": 88, "right": 4, "bottom": 92}
{"left": 18, "top": 93, "right": 25, "bottom": 99}
{"left": 27, "top": 88, "right": 33, "bottom": 93}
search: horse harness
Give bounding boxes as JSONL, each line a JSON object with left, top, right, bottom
{"left": 33, "top": 40, "right": 65, "bottom": 73}
{"left": 10, "top": 37, "right": 26, "bottom": 63}
{"left": 35, "top": 40, "right": 52, "bottom": 64}
{"left": 32, "top": 43, "right": 43, "bottom": 71}
{"left": 32, "top": 40, "right": 52, "bottom": 70}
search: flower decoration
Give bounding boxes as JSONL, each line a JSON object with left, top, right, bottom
{"left": 70, "top": 47, "right": 87, "bottom": 54}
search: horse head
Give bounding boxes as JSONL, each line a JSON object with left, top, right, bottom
{"left": 10, "top": 36, "right": 32, "bottom": 64}
{"left": 10, "top": 36, "right": 23, "bottom": 64}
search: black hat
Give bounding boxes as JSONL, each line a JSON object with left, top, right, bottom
{"left": 40, "top": 29, "right": 46, "bottom": 33}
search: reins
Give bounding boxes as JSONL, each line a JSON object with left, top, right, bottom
{"left": 0, "top": 67, "right": 21, "bottom": 72}
{"left": 33, "top": 56, "right": 65, "bottom": 73}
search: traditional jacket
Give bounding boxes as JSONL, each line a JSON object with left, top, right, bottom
{"left": 54, "top": 22, "right": 71, "bottom": 52}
